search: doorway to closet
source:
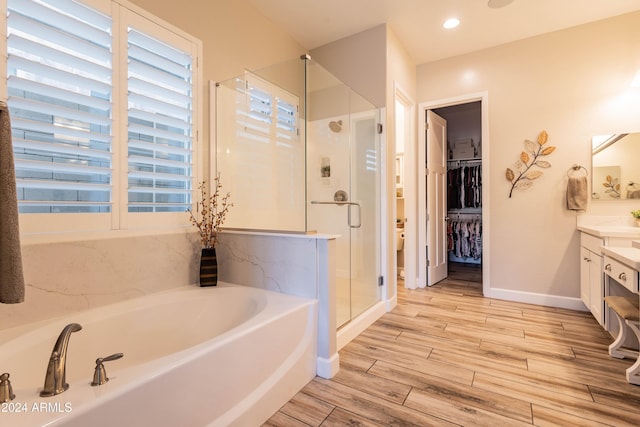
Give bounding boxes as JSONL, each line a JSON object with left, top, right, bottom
{"left": 418, "top": 95, "right": 487, "bottom": 289}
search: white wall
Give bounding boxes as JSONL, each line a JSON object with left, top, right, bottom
{"left": 417, "top": 11, "right": 640, "bottom": 300}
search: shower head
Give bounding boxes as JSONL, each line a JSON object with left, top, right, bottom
{"left": 329, "top": 120, "right": 342, "bottom": 133}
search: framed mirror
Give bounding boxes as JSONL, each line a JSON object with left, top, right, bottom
{"left": 591, "top": 133, "right": 640, "bottom": 200}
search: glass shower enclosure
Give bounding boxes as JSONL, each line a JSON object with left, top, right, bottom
{"left": 215, "top": 56, "right": 381, "bottom": 328}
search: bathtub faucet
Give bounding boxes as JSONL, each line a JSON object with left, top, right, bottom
{"left": 40, "top": 323, "right": 82, "bottom": 397}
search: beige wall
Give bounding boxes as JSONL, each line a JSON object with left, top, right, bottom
{"left": 417, "top": 11, "right": 640, "bottom": 299}
{"left": 310, "top": 24, "right": 387, "bottom": 108}
{"left": 129, "top": 0, "right": 304, "bottom": 81}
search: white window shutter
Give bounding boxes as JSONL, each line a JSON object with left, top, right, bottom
{"left": 7, "top": 0, "right": 113, "bottom": 213}
{"left": 127, "top": 27, "right": 193, "bottom": 213}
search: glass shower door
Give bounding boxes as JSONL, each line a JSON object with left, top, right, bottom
{"left": 305, "top": 60, "right": 381, "bottom": 328}
{"left": 343, "top": 110, "right": 381, "bottom": 328}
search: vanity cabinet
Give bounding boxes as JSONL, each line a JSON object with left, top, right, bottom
{"left": 578, "top": 228, "right": 640, "bottom": 328}
{"left": 604, "top": 255, "right": 639, "bottom": 294}
{"left": 580, "top": 233, "right": 605, "bottom": 326}
{"left": 601, "top": 244, "right": 640, "bottom": 350}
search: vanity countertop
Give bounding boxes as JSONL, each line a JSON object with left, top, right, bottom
{"left": 577, "top": 224, "right": 640, "bottom": 238}
{"left": 601, "top": 244, "right": 640, "bottom": 271}
{"left": 577, "top": 215, "right": 640, "bottom": 238}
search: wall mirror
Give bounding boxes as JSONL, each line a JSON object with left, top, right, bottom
{"left": 591, "top": 132, "right": 640, "bottom": 200}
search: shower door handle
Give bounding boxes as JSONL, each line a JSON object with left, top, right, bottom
{"left": 347, "top": 202, "right": 361, "bottom": 229}
{"left": 310, "top": 200, "right": 362, "bottom": 228}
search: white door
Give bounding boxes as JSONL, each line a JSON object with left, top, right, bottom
{"left": 426, "top": 110, "right": 448, "bottom": 285}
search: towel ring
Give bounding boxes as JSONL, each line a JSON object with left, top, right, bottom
{"left": 567, "top": 163, "right": 588, "bottom": 178}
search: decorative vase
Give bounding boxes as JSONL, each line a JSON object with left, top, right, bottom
{"left": 199, "top": 248, "right": 218, "bottom": 287}
{"left": 636, "top": 218, "right": 640, "bottom": 227}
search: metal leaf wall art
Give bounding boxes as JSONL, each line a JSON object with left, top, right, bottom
{"left": 505, "top": 130, "right": 556, "bottom": 198}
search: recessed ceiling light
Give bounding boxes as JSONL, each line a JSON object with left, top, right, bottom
{"left": 488, "top": 0, "right": 515, "bottom": 8}
{"left": 443, "top": 18, "right": 460, "bottom": 29}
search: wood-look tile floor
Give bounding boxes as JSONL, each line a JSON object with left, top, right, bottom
{"left": 264, "top": 263, "right": 640, "bottom": 426}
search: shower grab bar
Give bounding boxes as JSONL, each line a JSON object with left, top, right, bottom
{"left": 310, "top": 200, "right": 362, "bottom": 229}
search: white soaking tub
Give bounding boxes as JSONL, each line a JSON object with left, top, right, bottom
{"left": 0, "top": 283, "right": 317, "bottom": 426}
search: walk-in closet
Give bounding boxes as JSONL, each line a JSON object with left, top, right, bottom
{"left": 433, "top": 101, "right": 483, "bottom": 269}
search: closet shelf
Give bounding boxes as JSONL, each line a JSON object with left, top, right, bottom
{"left": 447, "top": 157, "right": 482, "bottom": 163}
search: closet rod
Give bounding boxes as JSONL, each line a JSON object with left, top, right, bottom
{"left": 447, "top": 158, "right": 482, "bottom": 166}
{"left": 447, "top": 212, "right": 482, "bottom": 220}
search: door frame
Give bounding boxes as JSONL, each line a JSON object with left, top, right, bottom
{"left": 394, "top": 83, "right": 417, "bottom": 289}
{"left": 418, "top": 92, "right": 490, "bottom": 293}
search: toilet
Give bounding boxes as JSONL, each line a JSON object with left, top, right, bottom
{"left": 396, "top": 228, "right": 405, "bottom": 251}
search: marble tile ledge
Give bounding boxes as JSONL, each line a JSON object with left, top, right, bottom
{"left": 221, "top": 229, "right": 339, "bottom": 240}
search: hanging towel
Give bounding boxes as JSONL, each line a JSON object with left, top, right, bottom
{"left": 566, "top": 175, "right": 588, "bottom": 211}
{"left": 628, "top": 189, "right": 640, "bottom": 199}
{"left": 0, "top": 102, "right": 25, "bottom": 304}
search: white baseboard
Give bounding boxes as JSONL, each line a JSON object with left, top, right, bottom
{"left": 386, "top": 294, "right": 397, "bottom": 312}
{"left": 337, "top": 301, "right": 386, "bottom": 351}
{"left": 485, "top": 287, "right": 588, "bottom": 311}
{"left": 316, "top": 353, "right": 339, "bottom": 379}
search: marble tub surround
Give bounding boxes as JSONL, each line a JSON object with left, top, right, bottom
{"left": 0, "top": 230, "right": 201, "bottom": 331}
{"left": 216, "top": 230, "right": 337, "bottom": 298}
{"left": 216, "top": 230, "right": 340, "bottom": 378}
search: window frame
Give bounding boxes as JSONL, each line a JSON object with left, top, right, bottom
{"left": 1, "top": 0, "right": 203, "bottom": 238}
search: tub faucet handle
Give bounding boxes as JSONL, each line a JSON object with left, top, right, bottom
{"left": 91, "top": 353, "right": 124, "bottom": 386}
{"left": 0, "top": 373, "right": 16, "bottom": 402}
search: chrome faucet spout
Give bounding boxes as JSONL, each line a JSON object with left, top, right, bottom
{"left": 40, "top": 323, "right": 82, "bottom": 397}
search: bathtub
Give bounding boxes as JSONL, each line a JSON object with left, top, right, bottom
{"left": 0, "top": 283, "right": 317, "bottom": 426}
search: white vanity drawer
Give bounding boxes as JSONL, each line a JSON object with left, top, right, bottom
{"left": 581, "top": 233, "right": 605, "bottom": 254}
{"left": 604, "top": 255, "right": 639, "bottom": 293}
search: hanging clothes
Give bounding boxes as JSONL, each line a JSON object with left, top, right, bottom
{"left": 447, "top": 163, "right": 482, "bottom": 209}
{"left": 447, "top": 218, "right": 482, "bottom": 260}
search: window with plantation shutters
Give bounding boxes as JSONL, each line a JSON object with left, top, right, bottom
{"left": 7, "top": 0, "right": 113, "bottom": 214}
{"left": 4, "top": 0, "right": 201, "bottom": 232}
{"left": 127, "top": 27, "right": 193, "bottom": 213}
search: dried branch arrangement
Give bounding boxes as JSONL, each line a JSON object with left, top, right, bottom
{"left": 506, "top": 130, "right": 556, "bottom": 198}
{"left": 188, "top": 176, "right": 233, "bottom": 249}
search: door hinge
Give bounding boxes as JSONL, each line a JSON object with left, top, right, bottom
{"left": 378, "top": 275, "right": 384, "bottom": 287}
{"left": 377, "top": 123, "right": 383, "bottom": 134}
